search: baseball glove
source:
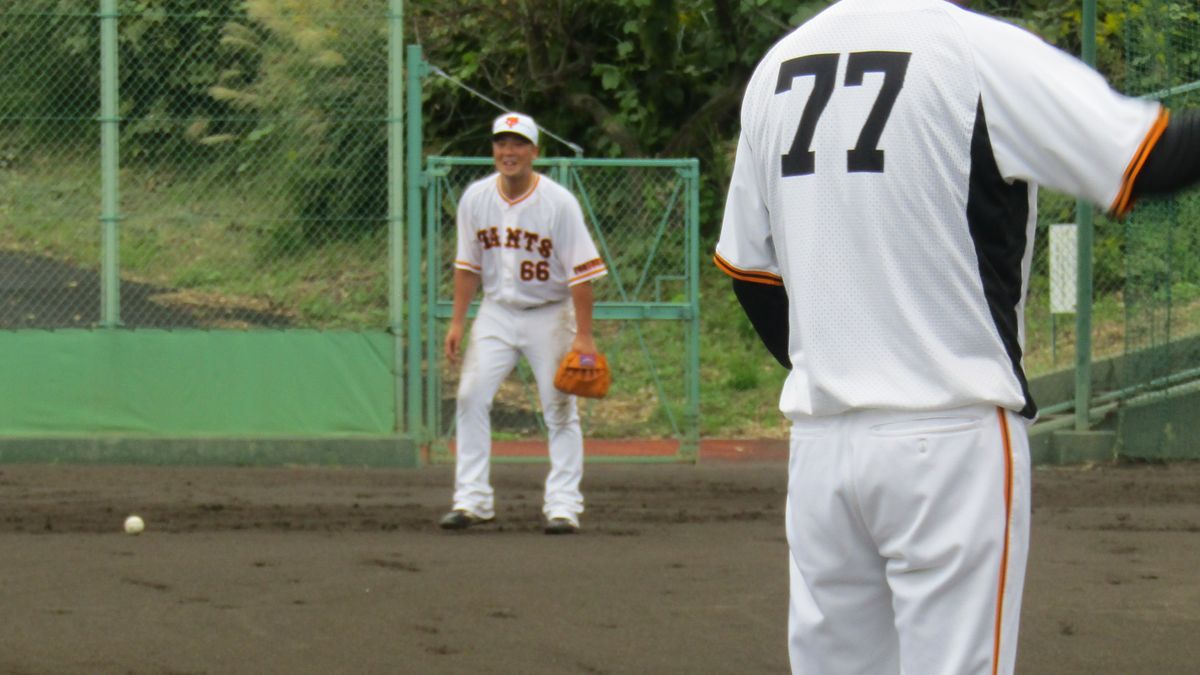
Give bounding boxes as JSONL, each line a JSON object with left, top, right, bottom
{"left": 553, "top": 350, "right": 612, "bottom": 399}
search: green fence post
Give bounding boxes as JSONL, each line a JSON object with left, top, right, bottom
{"left": 1074, "top": 200, "right": 1095, "bottom": 429}
{"left": 425, "top": 162, "right": 442, "bottom": 447}
{"left": 1074, "top": 0, "right": 1097, "bottom": 431}
{"left": 407, "top": 44, "right": 426, "bottom": 441}
{"left": 99, "top": 0, "right": 120, "bottom": 327}
{"left": 387, "top": 0, "right": 405, "bottom": 433}
{"left": 685, "top": 159, "right": 701, "bottom": 461}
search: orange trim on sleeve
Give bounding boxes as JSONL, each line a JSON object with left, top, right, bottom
{"left": 454, "top": 260, "right": 482, "bottom": 272}
{"left": 1110, "top": 108, "right": 1170, "bottom": 217}
{"left": 992, "top": 407, "right": 1015, "bottom": 675}
{"left": 713, "top": 252, "right": 783, "bottom": 286}
{"left": 568, "top": 266, "right": 608, "bottom": 285}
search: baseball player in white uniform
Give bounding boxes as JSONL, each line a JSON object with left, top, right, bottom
{"left": 716, "top": 1, "right": 1200, "bottom": 673}
{"left": 441, "top": 112, "right": 607, "bottom": 535}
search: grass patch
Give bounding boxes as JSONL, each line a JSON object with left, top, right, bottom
{"left": 0, "top": 141, "right": 390, "bottom": 328}
{"left": 5, "top": 140, "right": 1199, "bottom": 438}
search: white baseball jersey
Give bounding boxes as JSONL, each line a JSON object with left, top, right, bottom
{"left": 716, "top": 0, "right": 1165, "bottom": 419}
{"left": 451, "top": 171, "right": 604, "bottom": 526}
{"left": 455, "top": 173, "right": 607, "bottom": 307}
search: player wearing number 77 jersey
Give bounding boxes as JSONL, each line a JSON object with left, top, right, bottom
{"left": 440, "top": 112, "right": 607, "bottom": 536}
{"left": 716, "top": 1, "right": 1200, "bottom": 673}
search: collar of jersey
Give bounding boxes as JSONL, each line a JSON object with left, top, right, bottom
{"left": 496, "top": 173, "right": 540, "bottom": 206}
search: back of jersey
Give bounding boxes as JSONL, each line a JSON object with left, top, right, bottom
{"left": 725, "top": 0, "right": 1033, "bottom": 417}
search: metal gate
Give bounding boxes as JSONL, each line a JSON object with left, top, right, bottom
{"left": 421, "top": 157, "right": 700, "bottom": 462}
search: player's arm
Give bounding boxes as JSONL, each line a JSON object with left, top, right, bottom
{"left": 715, "top": 128, "right": 789, "bottom": 369}
{"left": 714, "top": 253, "right": 790, "bottom": 370}
{"left": 962, "top": 12, "right": 1185, "bottom": 215}
{"left": 559, "top": 192, "right": 605, "bottom": 357}
{"left": 448, "top": 187, "right": 484, "bottom": 364}
{"left": 569, "top": 281, "right": 597, "bottom": 356}
{"left": 732, "top": 279, "right": 791, "bottom": 370}
{"left": 1130, "top": 110, "right": 1200, "bottom": 200}
{"left": 444, "top": 268, "right": 480, "bottom": 363}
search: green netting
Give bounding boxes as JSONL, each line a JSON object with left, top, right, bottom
{"left": 1117, "top": 0, "right": 1200, "bottom": 455}
{"left": 1021, "top": 4, "right": 1200, "bottom": 402}
{"left": 8, "top": 2, "right": 1200, "bottom": 457}
{"left": 1025, "top": 197, "right": 1085, "bottom": 380}
{"left": 0, "top": 5, "right": 101, "bottom": 327}
{"left": 1, "top": 1, "right": 393, "bottom": 329}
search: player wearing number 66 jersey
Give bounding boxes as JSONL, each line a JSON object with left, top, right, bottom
{"left": 440, "top": 112, "right": 607, "bottom": 536}
{"left": 716, "top": 1, "right": 1200, "bottom": 673}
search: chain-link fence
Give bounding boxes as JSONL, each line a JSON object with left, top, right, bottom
{"left": 6, "top": 1, "right": 1200, "bottom": 454}
{"left": 1010, "top": 3, "right": 1200, "bottom": 426}
{"left": 1112, "top": 0, "right": 1200, "bottom": 456}
{"left": 1023, "top": 196, "right": 1083, "bottom": 381}
{"left": 1, "top": 1, "right": 394, "bottom": 329}
{"left": 1122, "top": 0, "right": 1200, "bottom": 376}
{"left": 423, "top": 157, "right": 700, "bottom": 456}
{"left": 1, "top": 3, "right": 101, "bottom": 327}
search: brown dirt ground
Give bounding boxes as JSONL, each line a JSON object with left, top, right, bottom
{"left": 1, "top": 459, "right": 1198, "bottom": 674}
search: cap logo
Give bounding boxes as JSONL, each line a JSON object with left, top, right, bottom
{"left": 506, "top": 116, "right": 520, "bottom": 128}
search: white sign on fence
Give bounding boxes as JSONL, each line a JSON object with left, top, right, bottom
{"left": 1049, "top": 223, "right": 1077, "bottom": 314}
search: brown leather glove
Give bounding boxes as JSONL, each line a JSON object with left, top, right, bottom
{"left": 553, "top": 350, "right": 612, "bottom": 399}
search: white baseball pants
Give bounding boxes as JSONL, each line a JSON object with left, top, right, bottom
{"left": 452, "top": 298, "right": 584, "bottom": 523}
{"left": 785, "top": 404, "right": 1031, "bottom": 675}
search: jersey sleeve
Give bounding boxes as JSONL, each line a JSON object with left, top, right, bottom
{"left": 558, "top": 194, "right": 607, "bottom": 287}
{"left": 715, "top": 131, "right": 782, "bottom": 286}
{"left": 960, "top": 14, "right": 1166, "bottom": 216}
{"left": 454, "top": 187, "right": 482, "bottom": 274}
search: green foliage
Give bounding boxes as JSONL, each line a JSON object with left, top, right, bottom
{"left": 0, "top": 1, "right": 258, "bottom": 160}
{"left": 980, "top": 1, "right": 1200, "bottom": 95}
{"left": 1122, "top": 0, "right": 1200, "bottom": 96}
{"left": 0, "top": 1, "right": 96, "bottom": 128}
{"left": 979, "top": 1, "right": 1131, "bottom": 81}
{"left": 13, "top": 0, "right": 1198, "bottom": 250}
{"left": 119, "top": 0, "right": 262, "bottom": 162}
{"left": 410, "top": 0, "right": 830, "bottom": 238}
{"left": 698, "top": 261, "right": 788, "bottom": 437}
{"left": 726, "top": 360, "right": 762, "bottom": 391}
{"left": 7, "top": 1, "right": 1200, "bottom": 342}
{"left": 203, "top": 0, "right": 392, "bottom": 242}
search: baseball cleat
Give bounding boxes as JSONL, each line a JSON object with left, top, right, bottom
{"left": 439, "top": 509, "right": 494, "bottom": 530}
{"left": 543, "top": 517, "right": 580, "bottom": 535}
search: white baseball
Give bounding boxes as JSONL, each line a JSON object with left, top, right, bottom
{"left": 123, "top": 515, "right": 145, "bottom": 535}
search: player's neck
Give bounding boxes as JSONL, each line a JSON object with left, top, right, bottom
{"left": 498, "top": 172, "right": 537, "bottom": 201}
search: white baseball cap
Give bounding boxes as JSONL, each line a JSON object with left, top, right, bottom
{"left": 492, "top": 112, "right": 539, "bottom": 146}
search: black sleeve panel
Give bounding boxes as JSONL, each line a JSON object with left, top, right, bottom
{"left": 1132, "top": 110, "right": 1200, "bottom": 198}
{"left": 732, "top": 278, "right": 791, "bottom": 370}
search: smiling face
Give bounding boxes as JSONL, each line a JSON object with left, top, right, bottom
{"left": 492, "top": 133, "right": 539, "bottom": 181}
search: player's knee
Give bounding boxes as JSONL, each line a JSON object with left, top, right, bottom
{"left": 456, "top": 385, "right": 494, "bottom": 413}
{"left": 542, "top": 396, "right": 578, "bottom": 428}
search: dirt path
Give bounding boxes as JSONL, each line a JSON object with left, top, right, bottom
{"left": 1, "top": 460, "right": 1197, "bottom": 674}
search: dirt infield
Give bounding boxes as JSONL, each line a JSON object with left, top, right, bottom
{"left": 1, "top": 459, "right": 1197, "bottom": 674}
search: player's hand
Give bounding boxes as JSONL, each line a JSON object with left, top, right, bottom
{"left": 445, "top": 323, "right": 465, "bottom": 363}
{"left": 571, "top": 333, "right": 597, "bottom": 357}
